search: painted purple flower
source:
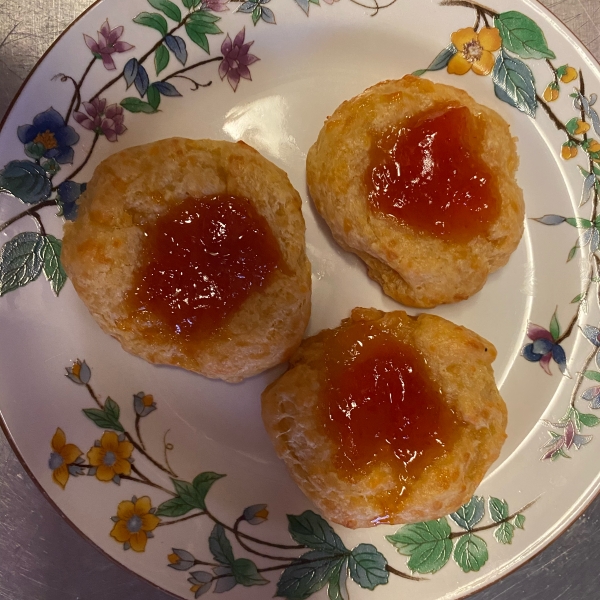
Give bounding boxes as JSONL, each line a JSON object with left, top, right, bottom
{"left": 73, "top": 98, "right": 105, "bottom": 130}
{"left": 541, "top": 418, "right": 592, "bottom": 460}
{"left": 73, "top": 99, "right": 127, "bottom": 142}
{"left": 84, "top": 20, "right": 134, "bottom": 71}
{"left": 17, "top": 108, "right": 80, "bottom": 164}
{"left": 522, "top": 322, "right": 567, "bottom": 375}
{"left": 203, "top": 0, "right": 230, "bottom": 11}
{"left": 219, "top": 28, "right": 259, "bottom": 92}
{"left": 102, "top": 104, "right": 127, "bottom": 142}
{"left": 582, "top": 385, "right": 600, "bottom": 409}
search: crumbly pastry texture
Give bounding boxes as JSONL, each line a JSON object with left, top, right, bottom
{"left": 306, "top": 75, "right": 525, "bottom": 307}
{"left": 62, "top": 138, "right": 311, "bottom": 382}
{"left": 262, "top": 307, "right": 507, "bottom": 528}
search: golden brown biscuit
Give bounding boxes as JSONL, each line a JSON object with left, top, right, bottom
{"left": 306, "top": 75, "right": 525, "bottom": 307}
{"left": 262, "top": 308, "right": 507, "bottom": 528}
{"left": 62, "top": 138, "right": 311, "bottom": 382}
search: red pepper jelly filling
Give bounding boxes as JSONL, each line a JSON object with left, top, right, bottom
{"left": 322, "top": 319, "right": 463, "bottom": 516}
{"left": 127, "top": 195, "right": 282, "bottom": 341}
{"left": 367, "top": 104, "right": 501, "bottom": 242}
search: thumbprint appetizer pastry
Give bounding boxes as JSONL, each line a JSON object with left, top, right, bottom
{"left": 262, "top": 308, "right": 507, "bottom": 528}
{"left": 306, "top": 75, "right": 525, "bottom": 307}
{"left": 62, "top": 138, "right": 311, "bottom": 382}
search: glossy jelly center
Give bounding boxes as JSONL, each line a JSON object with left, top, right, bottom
{"left": 129, "top": 195, "right": 281, "bottom": 340}
{"left": 367, "top": 105, "right": 500, "bottom": 242}
{"left": 323, "top": 321, "right": 461, "bottom": 492}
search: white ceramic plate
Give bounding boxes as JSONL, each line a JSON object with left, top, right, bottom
{"left": 1, "top": 0, "right": 599, "bottom": 598}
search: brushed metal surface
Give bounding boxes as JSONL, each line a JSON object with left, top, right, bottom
{"left": 1, "top": 1, "right": 599, "bottom": 598}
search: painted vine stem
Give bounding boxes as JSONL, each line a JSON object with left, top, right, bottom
{"left": 51, "top": 360, "right": 419, "bottom": 599}
{"left": 0, "top": 0, "right": 408, "bottom": 299}
{"left": 414, "top": 1, "right": 600, "bottom": 459}
{"left": 0, "top": 0, "right": 259, "bottom": 297}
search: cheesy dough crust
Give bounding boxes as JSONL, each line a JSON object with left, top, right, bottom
{"left": 306, "top": 75, "right": 525, "bottom": 307}
{"left": 262, "top": 308, "right": 507, "bottom": 528}
{"left": 62, "top": 138, "right": 311, "bottom": 382}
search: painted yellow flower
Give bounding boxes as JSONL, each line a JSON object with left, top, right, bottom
{"left": 561, "top": 143, "right": 578, "bottom": 160}
{"left": 110, "top": 496, "right": 160, "bottom": 552}
{"left": 87, "top": 431, "right": 134, "bottom": 482}
{"left": 587, "top": 140, "right": 600, "bottom": 154}
{"left": 574, "top": 120, "right": 591, "bottom": 135}
{"left": 49, "top": 428, "right": 83, "bottom": 489}
{"left": 447, "top": 27, "right": 502, "bottom": 76}
{"left": 561, "top": 66, "right": 578, "bottom": 83}
{"left": 543, "top": 83, "right": 559, "bottom": 102}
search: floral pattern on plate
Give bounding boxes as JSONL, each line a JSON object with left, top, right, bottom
{"left": 1, "top": 0, "right": 599, "bottom": 598}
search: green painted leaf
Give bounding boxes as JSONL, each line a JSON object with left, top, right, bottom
{"left": 407, "top": 538, "right": 453, "bottom": 574}
{"left": 209, "top": 523, "right": 235, "bottom": 565}
{"left": 191, "top": 472, "right": 225, "bottom": 508}
{"left": 571, "top": 293, "right": 583, "bottom": 303}
{"left": 183, "top": 0, "right": 201, "bottom": 6}
{"left": 276, "top": 550, "right": 344, "bottom": 600}
{"left": 584, "top": 370, "right": 600, "bottom": 382}
{"left": 133, "top": 11, "right": 168, "bottom": 36}
{"left": 188, "top": 11, "right": 221, "bottom": 23}
{"left": 492, "top": 49, "right": 537, "bottom": 117}
{"left": 120, "top": 97, "right": 157, "bottom": 113}
{"left": 495, "top": 11, "right": 556, "bottom": 59}
{"left": 0, "top": 160, "right": 52, "bottom": 204}
{"left": 104, "top": 397, "right": 121, "bottom": 422}
{"left": 0, "top": 232, "right": 44, "bottom": 296}
{"left": 232, "top": 558, "right": 269, "bottom": 586}
{"left": 494, "top": 521, "right": 515, "bottom": 544}
{"left": 386, "top": 518, "right": 451, "bottom": 555}
{"left": 155, "top": 496, "right": 194, "bottom": 517}
{"left": 549, "top": 310, "right": 560, "bottom": 341}
{"left": 578, "top": 412, "right": 600, "bottom": 427}
{"left": 413, "top": 44, "right": 457, "bottom": 76}
{"left": 287, "top": 511, "right": 347, "bottom": 552}
{"left": 566, "top": 117, "right": 581, "bottom": 136}
{"left": 148, "top": 0, "right": 182, "bottom": 22}
{"left": 82, "top": 408, "right": 125, "bottom": 432}
{"left": 567, "top": 244, "right": 578, "bottom": 262}
{"left": 147, "top": 84, "right": 161, "bottom": 110}
{"left": 185, "top": 22, "right": 209, "bottom": 53}
{"left": 327, "top": 559, "right": 349, "bottom": 600}
{"left": 348, "top": 544, "right": 388, "bottom": 590}
{"left": 170, "top": 479, "right": 198, "bottom": 507}
{"left": 572, "top": 408, "right": 582, "bottom": 432}
{"left": 186, "top": 12, "right": 223, "bottom": 47}
{"left": 386, "top": 518, "right": 452, "bottom": 574}
{"left": 41, "top": 235, "right": 67, "bottom": 295}
{"left": 155, "top": 44, "right": 170, "bottom": 76}
{"left": 450, "top": 496, "right": 485, "bottom": 530}
{"left": 453, "top": 534, "right": 489, "bottom": 573}
{"left": 566, "top": 217, "right": 592, "bottom": 228}
{"left": 252, "top": 6, "right": 261, "bottom": 25}
{"left": 488, "top": 497, "right": 509, "bottom": 523}
{"left": 513, "top": 514, "right": 526, "bottom": 529}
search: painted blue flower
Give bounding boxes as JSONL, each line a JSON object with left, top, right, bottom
{"left": 243, "top": 504, "right": 268, "bottom": 525}
{"left": 168, "top": 548, "right": 195, "bottom": 571}
{"left": 17, "top": 108, "right": 80, "bottom": 164}
{"left": 57, "top": 180, "right": 86, "bottom": 221}
{"left": 522, "top": 323, "right": 567, "bottom": 375}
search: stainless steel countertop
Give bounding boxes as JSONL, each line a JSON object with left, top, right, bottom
{"left": 1, "top": 0, "right": 600, "bottom": 598}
